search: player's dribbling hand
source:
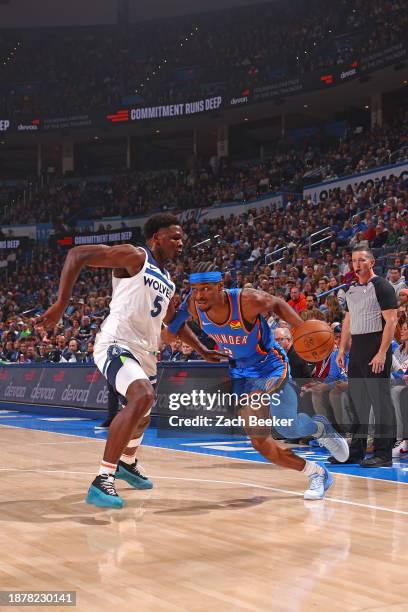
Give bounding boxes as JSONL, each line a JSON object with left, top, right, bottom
{"left": 36, "top": 302, "right": 65, "bottom": 328}
{"left": 200, "top": 349, "right": 229, "bottom": 363}
{"left": 369, "top": 352, "right": 386, "bottom": 374}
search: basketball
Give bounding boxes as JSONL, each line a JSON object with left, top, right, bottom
{"left": 292, "top": 320, "right": 335, "bottom": 362}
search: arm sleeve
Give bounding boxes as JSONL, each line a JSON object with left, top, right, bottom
{"left": 373, "top": 278, "right": 398, "bottom": 310}
{"left": 167, "top": 290, "right": 193, "bottom": 334}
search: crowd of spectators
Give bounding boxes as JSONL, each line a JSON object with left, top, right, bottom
{"left": 0, "top": 0, "right": 406, "bottom": 116}
{"left": 1, "top": 167, "right": 408, "bottom": 365}
{"left": 1, "top": 102, "right": 408, "bottom": 228}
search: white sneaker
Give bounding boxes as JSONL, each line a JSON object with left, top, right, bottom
{"left": 314, "top": 415, "right": 350, "bottom": 463}
{"left": 392, "top": 440, "right": 408, "bottom": 458}
{"left": 304, "top": 465, "right": 334, "bottom": 500}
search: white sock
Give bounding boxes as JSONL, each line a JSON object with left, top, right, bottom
{"left": 99, "top": 460, "right": 117, "bottom": 476}
{"left": 313, "top": 421, "right": 325, "bottom": 438}
{"left": 120, "top": 434, "right": 144, "bottom": 465}
{"left": 302, "top": 460, "right": 325, "bottom": 477}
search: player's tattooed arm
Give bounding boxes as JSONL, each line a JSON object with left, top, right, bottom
{"left": 38, "top": 244, "right": 145, "bottom": 327}
{"left": 241, "top": 289, "right": 303, "bottom": 328}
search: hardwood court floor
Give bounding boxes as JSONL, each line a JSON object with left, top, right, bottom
{"left": 0, "top": 425, "right": 407, "bottom": 612}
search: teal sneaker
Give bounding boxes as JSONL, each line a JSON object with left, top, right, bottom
{"left": 116, "top": 460, "right": 153, "bottom": 490}
{"left": 304, "top": 465, "right": 334, "bottom": 500}
{"left": 86, "top": 474, "right": 124, "bottom": 508}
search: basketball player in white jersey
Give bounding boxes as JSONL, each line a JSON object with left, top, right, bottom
{"left": 40, "top": 214, "right": 224, "bottom": 508}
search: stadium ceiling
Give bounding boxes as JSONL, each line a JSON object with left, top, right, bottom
{"left": 0, "top": 0, "right": 279, "bottom": 28}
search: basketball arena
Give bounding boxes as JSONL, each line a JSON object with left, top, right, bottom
{"left": 1, "top": 0, "right": 408, "bottom": 610}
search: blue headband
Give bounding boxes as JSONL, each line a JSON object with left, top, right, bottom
{"left": 189, "top": 272, "right": 222, "bottom": 284}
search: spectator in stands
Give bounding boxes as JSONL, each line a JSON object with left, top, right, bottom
{"left": 274, "top": 327, "right": 312, "bottom": 379}
{"left": 310, "top": 328, "right": 350, "bottom": 433}
{"left": 287, "top": 287, "right": 307, "bottom": 314}
{"left": 178, "top": 342, "right": 201, "bottom": 361}
{"left": 399, "top": 288, "right": 408, "bottom": 310}
{"left": 391, "top": 321, "right": 408, "bottom": 457}
{"left": 84, "top": 341, "right": 95, "bottom": 365}
{"left": 388, "top": 267, "right": 407, "bottom": 297}
{"left": 25, "top": 345, "right": 41, "bottom": 363}
{"left": 38, "top": 343, "right": 54, "bottom": 362}
{"left": 62, "top": 339, "right": 84, "bottom": 363}
{"left": 160, "top": 339, "right": 183, "bottom": 361}
{"left": 0, "top": 340, "right": 18, "bottom": 362}
{"left": 372, "top": 224, "right": 388, "bottom": 248}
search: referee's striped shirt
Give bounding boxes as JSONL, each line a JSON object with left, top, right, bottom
{"left": 345, "top": 276, "right": 398, "bottom": 335}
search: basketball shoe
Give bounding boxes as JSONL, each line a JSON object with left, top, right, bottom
{"left": 116, "top": 460, "right": 153, "bottom": 489}
{"left": 86, "top": 474, "right": 124, "bottom": 508}
{"left": 313, "top": 415, "right": 350, "bottom": 462}
{"left": 304, "top": 464, "right": 334, "bottom": 500}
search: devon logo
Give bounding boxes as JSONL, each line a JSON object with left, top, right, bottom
{"left": 230, "top": 320, "right": 242, "bottom": 330}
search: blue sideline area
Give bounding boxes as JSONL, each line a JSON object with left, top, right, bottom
{"left": 1, "top": 403, "right": 408, "bottom": 485}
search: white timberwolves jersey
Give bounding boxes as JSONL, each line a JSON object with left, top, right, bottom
{"left": 99, "top": 247, "right": 175, "bottom": 353}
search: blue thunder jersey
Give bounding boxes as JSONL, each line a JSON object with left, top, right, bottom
{"left": 195, "top": 289, "right": 289, "bottom": 382}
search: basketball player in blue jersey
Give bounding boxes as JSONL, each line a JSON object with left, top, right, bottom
{"left": 167, "top": 263, "right": 349, "bottom": 500}
{"left": 39, "top": 215, "right": 224, "bottom": 508}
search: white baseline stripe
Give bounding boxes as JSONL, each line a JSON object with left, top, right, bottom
{"left": 1, "top": 423, "right": 407, "bottom": 489}
{"left": 0, "top": 467, "right": 407, "bottom": 516}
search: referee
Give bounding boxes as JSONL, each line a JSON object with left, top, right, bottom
{"left": 336, "top": 247, "right": 398, "bottom": 467}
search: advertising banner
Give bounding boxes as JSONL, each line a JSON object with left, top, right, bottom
{"left": 0, "top": 237, "right": 30, "bottom": 250}
{"left": 0, "top": 363, "right": 230, "bottom": 413}
{"left": 303, "top": 161, "right": 408, "bottom": 204}
{"left": 1, "top": 42, "right": 408, "bottom": 134}
{"left": 0, "top": 365, "right": 108, "bottom": 409}
{"left": 49, "top": 227, "right": 142, "bottom": 248}
{"left": 177, "top": 193, "right": 285, "bottom": 225}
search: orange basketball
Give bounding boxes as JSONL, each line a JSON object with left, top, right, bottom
{"left": 292, "top": 319, "right": 335, "bottom": 362}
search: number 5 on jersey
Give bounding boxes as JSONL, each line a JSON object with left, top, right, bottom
{"left": 151, "top": 295, "right": 164, "bottom": 317}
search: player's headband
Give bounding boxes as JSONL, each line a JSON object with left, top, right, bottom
{"left": 189, "top": 272, "right": 222, "bottom": 284}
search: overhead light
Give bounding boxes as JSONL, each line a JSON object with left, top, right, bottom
{"left": 304, "top": 104, "right": 308, "bottom": 109}
{"left": 244, "top": 117, "right": 249, "bottom": 121}
{"left": 94, "top": 136, "right": 99, "bottom": 140}
{"left": 364, "top": 105, "right": 370, "bottom": 109}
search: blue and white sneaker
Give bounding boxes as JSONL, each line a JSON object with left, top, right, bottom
{"left": 116, "top": 460, "right": 153, "bottom": 490}
{"left": 304, "top": 465, "right": 334, "bottom": 500}
{"left": 313, "top": 415, "right": 350, "bottom": 463}
{"left": 86, "top": 474, "right": 124, "bottom": 508}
